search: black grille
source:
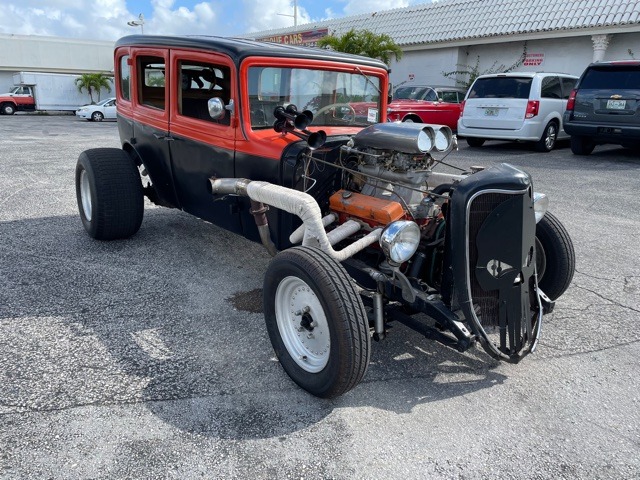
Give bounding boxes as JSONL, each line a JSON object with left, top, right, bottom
{"left": 468, "top": 192, "right": 513, "bottom": 327}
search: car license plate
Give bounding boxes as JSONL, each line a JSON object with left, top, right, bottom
{"left": 484, "top": 108, "right": 499, "bottom": 116}
{"left": 606, "top": 99, "right": 626, "bottom": 110}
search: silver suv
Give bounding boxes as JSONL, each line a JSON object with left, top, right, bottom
{"left": 563, "top": 61, "right": 640, "bottom": 155}
{"left": 458, "top": 72, "right": 578, "bottom": 152}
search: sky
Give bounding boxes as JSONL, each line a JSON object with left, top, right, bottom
{"left": 0, "top": 0, "right": 429, "bottom": 41}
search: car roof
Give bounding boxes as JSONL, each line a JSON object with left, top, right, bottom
{"left": 585, "top": 60, "right": 640, "bottom": 68}
{"left": 474, "top": 72, "right": 578, "bottom": 79}
{"left": 115, "top": 35, "right": 389, "bottom": 71}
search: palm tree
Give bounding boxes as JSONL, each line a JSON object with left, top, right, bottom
{"left": 75, "top": 73, "right": 113, "bottom": 104}
{"left": 317, "top": 29, "right": 403, "bottom": 65}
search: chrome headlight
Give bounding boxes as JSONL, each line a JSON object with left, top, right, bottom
{"left": 533, "top": 192, "right": 548, "bottom": 223}
{"left": 379, "top": 220, "right": 421, "bottom": 264}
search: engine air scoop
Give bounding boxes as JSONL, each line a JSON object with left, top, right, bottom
{"left": 329, "top": 190, "right": 405, "bottom": 227}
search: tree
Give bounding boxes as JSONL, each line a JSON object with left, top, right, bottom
{"left": 442, "top": 44, "right": 528, "bottom": 90}
{"left": 317, "top": 29, "right": 403, "bottom": 65}
{"left": 75, "top": 73, "right": 113, "bottom": 104}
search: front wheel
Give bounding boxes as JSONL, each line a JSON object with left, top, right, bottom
{"left": 1, "top": 103, "right": 16, "bottom": 115}
{"left": 75, "top": 148, "right": 144, "bottom": 240}
{"left": 535, "top": 212, "right": 575, "bottom": 300}
{"left": 91, "top": 111, "right": 104, "bottom": 122}
{"left": 263, "top": 247, "right": 370, "bottom": 398}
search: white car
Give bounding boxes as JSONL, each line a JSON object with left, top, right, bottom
{"left": 458, "top": 72, "right": 578, "bottom": 152}
{"left": 75, "top": 97, "right": 117, "bottom": 122}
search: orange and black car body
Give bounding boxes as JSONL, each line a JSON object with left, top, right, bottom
{"left": 114, "top": 35, "right": 389, "bottom": 248}
{"left": 75, "top": 35, "right": 575, "bottom": 392}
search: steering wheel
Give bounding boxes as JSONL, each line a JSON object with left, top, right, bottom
{"left": 314, "top": 103, "right": 357, "bottom": 124}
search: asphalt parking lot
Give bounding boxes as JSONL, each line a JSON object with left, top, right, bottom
{"left": 1, "top": 114, "right": 638, "bottom": 479}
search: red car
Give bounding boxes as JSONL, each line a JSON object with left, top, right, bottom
{"left": 387, "top": 85, "right": 466, "bottom": 131}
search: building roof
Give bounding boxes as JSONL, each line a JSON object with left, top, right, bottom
{"left": 246, "top": 0, "right": 640, "bottom": 46}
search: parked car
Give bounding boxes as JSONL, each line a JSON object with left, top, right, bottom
{"left": 387, "top": 85, "right": 466, "bottom": 131}
{"left": 75, "top": 97, "right": 117, "bottom": 121}
{"left": 74, "top": 35, "right": 574, "bottom": 398}
{"left": 563, "top": 61, "right": 640, "bottom": 155}
{"left": 458, "top": 72, "right": 578, "bottom": 152}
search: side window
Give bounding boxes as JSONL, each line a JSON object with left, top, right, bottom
{"left": 440, "top": 91, "right": 459, "bottom": 103}
{"left": 138, "top": 56, "right": 166, "bottom": 110}
{"left": 177, "top": 60, "right": 231, "bottom": 125}
{"left": 119, "top": 55, "right": 130, "bottom": 101}
{"left": 424, "top": 89, "right": 438, "bottom": 101}
{"left": 561, "top": 77, "right": 577, "bottom": 99}
{"left": 541, "top": 76, "right": 562, "bottom": 99}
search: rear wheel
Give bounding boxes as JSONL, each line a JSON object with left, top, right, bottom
{"left": 1, "top": 103, "right": 16, "bottom": 115}
{"left": 535, "top": 121, "right": 558, "bottom": 152}
{"left": 75, "top": 148, "right": 144, "bottom": 240}
{"left": 466, "top": 137, "right": 485, "bottom": 147}
{"left": 263, "top": 246, "right": 370, "bottom": 398}
{"left": 91, "top": 111, "right": 104, "bottom": 122}
{"left": 535, "top": 212, "right": 575, "bottom": 300}
{"left": 570, "top": 136, "right": 595, "bottom": 155}
{"left": 402, "top": 115, "right": 421, "bottom": 123}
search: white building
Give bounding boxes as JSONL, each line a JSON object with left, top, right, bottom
{"left": 246, "top": 0, "right": 640, "bottom": 87}
{"left": 0, "top": 34, "right": 114, "bottom": 92}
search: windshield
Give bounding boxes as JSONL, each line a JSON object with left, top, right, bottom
{"left": 394, "top": 86, "right": 436, "bottom": 101}
{"left": 248, "top": 66, "right": 382, "bottom": 129}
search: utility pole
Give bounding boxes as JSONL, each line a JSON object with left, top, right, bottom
{"left": 278, "top": 0, "right": 298, "bottom": 27}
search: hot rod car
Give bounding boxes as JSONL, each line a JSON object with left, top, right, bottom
{"left": 75, "top": 35, "right": 575, "bottom": 398}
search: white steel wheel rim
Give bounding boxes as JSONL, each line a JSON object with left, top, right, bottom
{"left": 80, "top": 169, "right": 93, "bottom": 221}
{"left": 275, "top": 276, "right": 330, "bottom": 373}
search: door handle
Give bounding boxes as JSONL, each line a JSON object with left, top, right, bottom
{"left": 153, "top": 133, "right": 175, "bottom": 141}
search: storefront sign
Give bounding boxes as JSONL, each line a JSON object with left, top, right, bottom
{"left": 257, "top": 28, "right": 329, "bottom": 47}
{"left": 523, "top": 53, "right": 545, "bottom": 67}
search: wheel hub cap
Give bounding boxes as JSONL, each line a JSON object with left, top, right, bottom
{"left": 275, "top": 276, "right": 330, "bottom": 373}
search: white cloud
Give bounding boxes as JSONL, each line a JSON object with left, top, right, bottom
{"left": 242, "top": 0, "right": 312, "bottom": 33}
{"left": 343, "top": 0, "right": 410, "bottom": 16}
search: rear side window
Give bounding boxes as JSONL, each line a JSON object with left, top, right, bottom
{"left": 440, "top": 91, "right": 461, "bottom": 103}
{"left": 541, "top": 76, "right": 562, "bottom": 99}
{"left": 119, "top": 55, "right": 130, "bottom": 101}
{"left": 580, "top": 66, "right": 640, "bottom": 90}
{"left": 468, "top": 77, "right": 532, "bottom": 99}
{"left": 138, "top": 56, "right": 166, "bottom": 110}
{"left": 560, "top": 77, "right": 577, "bottom": 99}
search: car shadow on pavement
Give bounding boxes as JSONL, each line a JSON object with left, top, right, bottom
{"left": 1, "top": 210, "right": 505, "bottom": 441}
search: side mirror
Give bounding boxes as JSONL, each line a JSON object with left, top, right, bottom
{"left": 207, "top": 97, "right": 225, "bottom": 120}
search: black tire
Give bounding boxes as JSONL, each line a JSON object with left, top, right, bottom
{"left": 535, "top": 211, "right": 575, "bottom": 301}
{"left": 2, "top": 103, "right": 16, "bottom": 115}
{"left": 91, "top": 111, "right": 104, "bottom": 122}
{"left": 466, "top": 137, "right": 485, "bottom": 147}
{"left": 402, "top": 115, "right": 421, "bottom": 123}
{"left": 263, "top": 246, "right": 370, "bottom": 398}
{"left": 535, "top": 121, "right": 558, "bottom": 152}
{"left": 75, "top": 148, "right": 144, "bottom": 240}
{"left": 570, "top": 136, "right": 595, "bottom": 155}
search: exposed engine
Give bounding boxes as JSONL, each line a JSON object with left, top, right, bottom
{"left": 328, "top": 122, "right": 462, "bottom": 228}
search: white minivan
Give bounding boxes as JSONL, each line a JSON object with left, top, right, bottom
{"left": 457, "top": 72, "right": 578, "bottom": 152}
